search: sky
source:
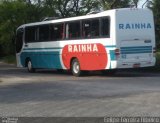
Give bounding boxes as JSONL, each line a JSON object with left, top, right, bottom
{"left": 138, "top": 0, "right": 148, "bottom": 8}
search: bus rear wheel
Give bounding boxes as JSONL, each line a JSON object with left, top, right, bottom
{"left": 71, "top": 58, "right": 82, "bottom": 77}
{"left": 27, "top": 60, "right": 35, "bottom": 73}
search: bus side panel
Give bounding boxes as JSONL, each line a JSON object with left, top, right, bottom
{"left": 61, "top": 43, "right": 108, "bottom": 70}
{"left": 20, "top": 51, "right": 62, "bottom": 69}
{"left": 116, "top": 9, "right": 156, "bottom": 68}
{"left": 108, "top": 11, "right": 117, "bottom": 70}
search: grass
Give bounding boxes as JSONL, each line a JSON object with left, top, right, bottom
{"left": 0, "top": 55, "right": 16, "bottom": 64}
{"left": 156, "top": 51, "right": 160, "bottom": 66}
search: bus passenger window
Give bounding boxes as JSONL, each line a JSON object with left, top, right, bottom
{"left": 82, "top": 19, "right": 100, "bottom": 38}
{"left": 82, "top": 20, "right": 91, "bottom": 38}
{"left": 66, "top": 21, "right": 80, "bottom": 39}
{"left": 39, "top": 25, "right": 50, "bottom": 41}
{"left": 25, "top": 26, "right": 37, "bottom": 42}
{"left": 50, "top": 23, "right": 64, "bottom": 41}
{"left": 101, "top": 17, "right": 110, "bottom": 37}
{"left": 91, "top": 19, "right": 99, "bottom": 37}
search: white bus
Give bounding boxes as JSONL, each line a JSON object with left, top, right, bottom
{"left": 15, "top": 8, "right": 156, "bottom": 76}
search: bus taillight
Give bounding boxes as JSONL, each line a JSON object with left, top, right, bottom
{"left": 115, "top": 48, "right": 120, "bottom": 58}
{"left": 153, "top": 47, "right": 156, "bottom": 56}
{"left": 115, "top": 48, "right": 120, "bottom": 55}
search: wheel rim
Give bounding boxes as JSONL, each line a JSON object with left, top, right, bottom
{"left": 73, "top": 61, "right": 80, "bottom": 74}
{"left": 28, "top": 61, "right": 32, "bottom": 71}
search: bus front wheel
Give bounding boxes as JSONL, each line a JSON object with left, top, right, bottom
{"left": 27, "top": 60, "right": 35, "bottom": 73}
{"left": 71, "top": 58, "right": 82, "bottom": 77}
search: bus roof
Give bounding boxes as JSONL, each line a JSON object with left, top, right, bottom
{"left": 17, "top": 8, "right": 151, "bottom": 29}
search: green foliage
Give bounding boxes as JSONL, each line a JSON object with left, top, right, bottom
{"left": 43, "top": 0, "right": 100, "bottom": 17}
{"left": 2, "top": 55, "right": 16, "bottom": 64}
{"left": 132, "top": 0, "right": 139, "bottom": 8}
{"left": 0, "top": 0, "right": 48, "bottom": 56}
{"left": 99, "top": 0, "right": 131, "bottom": 10}
{"left": 156, "top": 51, "right": 160, "bottom": 65}
{"left": 150, "top": 0, "right": 160, "bottom": 46}
{"left": 0, "top": 1, "right": 21, "bottom": 55}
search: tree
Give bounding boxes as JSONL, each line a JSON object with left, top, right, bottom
{"left": 149, "top": 0, "right": 160, "bottom": 46}
{"left": 0, "top": 1, "right": 27, "bottom": 55}
{"left": 43, "top": 0, "right": 100, "bottom": 17}
{"left": 99, "top": 0, "right": 131, "bottom": 10}
{"left": 0, "top": 0, "right": 48, "bottom": 56}
{"left": 132, "top": 0, "right": 139, "bottom": 8}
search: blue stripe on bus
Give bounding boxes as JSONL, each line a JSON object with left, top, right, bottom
{"left": 20, "top": 51, "right": 62, "bottom": 69}
{"left": 121, "top": 50, "right": 152, "bottom": 54}
{"left": 23, "top": 47, "right": 62, "bottom": 51}
{"left": 121, "top": 48, "right": 152, "bottom": 51}
{"left": 105, "top": 45, "right": 116, "bottom": 61}
{"left": 120, "top": 46, "right": 152, "bottom": 54}
{"left": 109, "top": 50, "right": 116, "bottom": 61}
{"left": 121, "top": 46, "right": 152, "bottom": 50}
{"left": 24, "top": 45, "right": 117, "bottom": 51}
{"left": 105, "top": 45, "right": 116, "bottom": 48}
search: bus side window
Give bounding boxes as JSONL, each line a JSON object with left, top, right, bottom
{"left": 82, "top": 20, "right": 91, "bottom": 38}
{"left": 65, "top": 23, "right": 69, "bottom": 39}
{"left": 91, "top": 19, "right": 99, "bottom": 37}
{"left": 50, "top": 23, "right": 64, "bottom": 41}
{"left": 101, "top": 17, "right": 110, "bottom": 37}
{"left": 25, "top": 26, "right": 37, "bottom": 42}
{"left": 67, "top": 21, "right": 81, "bottom": 39}
{"left": 39, "top": 25, "right": 50, "bottom": 42}
{"left": 82, "top": 19, "right": 100, "bottom": 38}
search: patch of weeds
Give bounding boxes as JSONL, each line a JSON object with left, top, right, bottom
{"left": 2, "top": 55, "right": 16, "bottom": 64}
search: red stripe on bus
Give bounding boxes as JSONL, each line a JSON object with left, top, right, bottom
{"left": 62, "top": 43, "right": 108, "bottom": 70}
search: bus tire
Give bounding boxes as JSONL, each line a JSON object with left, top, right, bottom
{"left": 71, "top": 58, "right": 82, "bottom": 77}
{"left": 27, "top": 60, "right": 35, "bottom": 73}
